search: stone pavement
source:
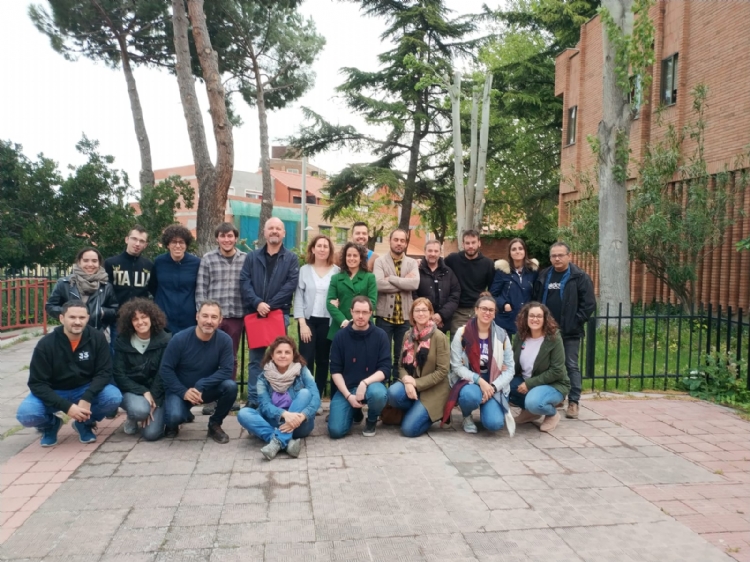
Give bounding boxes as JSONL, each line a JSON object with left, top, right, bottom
{"left": 1, "top": 337, "right": 749, "bottom": 561}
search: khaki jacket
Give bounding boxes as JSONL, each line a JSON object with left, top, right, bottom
{"left": 398, "top": 329, "right": 451, "bottom": 421}
{"left": 374, "top": 253, "right": 419, "bottom": 320}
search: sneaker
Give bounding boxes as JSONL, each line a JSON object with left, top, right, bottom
{"left": 165, "top": 426, "right": 180, "bottom": 438}
{"left": 202, "top": 403, "right": 216, "bottom": 416}
{"left": 286, "top": 438, "right": 302, "bottom": 458}
{"left": 72, "top": 421, "right": 97, "bottom": 444}
{"left": 40, "top": 416, "right": 62, "bottom": 447}
{"left": 123, "top": 418, "right": 138, "bottom": 435}
{"left": 353, "top": 408, "right": 364, "bottom": 425}
{"left": 230, "top": 401, "right": 241, "bottom": 412}
{"left": 540, "top": 412, "right": 561, "bottom": 432}
{"left": 566, "top": 402, "right": 579, "bottom": 419}
{"left": 261, "top": 437, "right": 283, "bottom": 460}
{"left": 514, "top": 409, "right": 542, "bottom": 425}
{"left": 362, "top": 419, "right": 377, "bottom": 437}
{"left": 207, "top": 423, "right": 229, "bottom": 444}
{"left": 462, "top": 416, "right": 478, "bottom": 434}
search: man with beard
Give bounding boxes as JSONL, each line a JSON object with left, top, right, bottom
{"left": 445, "top": 230, "right": 495, "bottom": 335}
{"left": 240, "top": 217, "right": 300, "bottom": 408}
{"left": 373, "top": 229, "right": 420, "bottom": 382}
{"left": 160, "top": 301, "right": 236, "bottom": 443}
{"left": 351, "top": 221, "right": 378, "bottom": 271}
{"left": 414, "top": 240, "right": 460, "bottom": 333}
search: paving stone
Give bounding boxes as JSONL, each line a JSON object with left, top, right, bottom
{"left": 591, "top": 456, "right": 724, "bottom": 486}
{"left": 162, "top": 526, "right": 217, "bottom": 551}
{"left": 105, "top": 526, "right": 168, "bottom": 554}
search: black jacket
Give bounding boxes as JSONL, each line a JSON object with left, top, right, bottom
{"left": 113, "top": 330, "right": 171, "bottom": 406}
{"left": 413, "top": 258, "right": 461, "bottom": 327}
{"left": 104, "top": 251, "right": 153, "bottom": 305}
{"left": 240, "top": 244, "right": 300, "bottom": 315}
{"left": 46, "top": 277, "right": 118, "bottom": 330}
{"left": 28, "top": 326, "right": 113, "bottom": 413}
{"left": 532, "top": 263, "right": 596, "bottom": 338}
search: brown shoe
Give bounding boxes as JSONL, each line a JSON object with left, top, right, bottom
{"left": 207, "top": 423, "right": 229, "bottom": 444}
{"left": 540, "top": 412, "right": 561, "bottom": 432}
{"left": 514, "top": 409, "right": 542, "bottom": 425}
{"left": 566, "top": 402, "right": 579, "bottom": 419}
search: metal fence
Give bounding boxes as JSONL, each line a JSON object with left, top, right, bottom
{"left": 582, "top": 303, "right": 750, "bottom": 391}
{"left": 1, "top": 266, "right": 70, "bottom": 281}
{"left": 0, "top": 278, "right": 53, "bottom": 333}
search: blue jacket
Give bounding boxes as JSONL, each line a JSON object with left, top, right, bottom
{"left": 489, "top": 259, "right": 539, "bottom": 334}
{"left": 257, "top": 366, "right": 321, "bottom": 425}
{"left": 330, "top": 322, "right": 391, "bottom": 390}
{"left": 240, "top": 244, "right": 300, "bottom": 315}
{"left": 151, "top": 252, "right": 201, "bottom": 334}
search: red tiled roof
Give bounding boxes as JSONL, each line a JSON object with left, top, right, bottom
{"left": 268, "top": 169, "right": 326, "bottom": 198}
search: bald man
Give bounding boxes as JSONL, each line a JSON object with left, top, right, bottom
{"left": 240, "top": 218, "right": 300, "bottom": 407}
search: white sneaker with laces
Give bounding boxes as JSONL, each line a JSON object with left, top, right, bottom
{"left": 462, "top": 416, "right": 478, "bottom": 434}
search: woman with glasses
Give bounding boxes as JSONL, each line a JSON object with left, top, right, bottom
{"left": 510, "top": 302, "right": 569, "bottom": 432}
{"left": 449, "top": 292, "right": 514, "bottom": 434}
{"left": 387, "top": 298, "right": 450, "bottom": 437}
{"left": 489, "top": 238, "right": 538, "bottom": 339}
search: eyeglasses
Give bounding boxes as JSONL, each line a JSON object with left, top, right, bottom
{"left": 413, "top": 308, "right": 430, "bottom": 314}
{"left": 528, "top": 314, "right": 545, "bottom": 319}
{"left": 550, "top": 253, "right": 569, "bottom": 259}
{"left": 170, "top": 240, "right": 187, "bottom": 246}
{"left": 477, "top": 306, "right": 496, "bottom": 315}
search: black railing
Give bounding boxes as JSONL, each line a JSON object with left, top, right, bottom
{"left": 583, "top": 303, "right": 750, "bottom": 392}
{"left": 2, "top": 266, "right": 70, "bottom": 281}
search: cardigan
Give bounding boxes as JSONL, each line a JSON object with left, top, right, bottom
{"left": 398, "top": 329, "right": 451, "bottom": 422}
{"left": 325, "top": 270, "right": 378, "bottom": 340}
{"left": 373, "top": 253, "right": 419, "bottom": 320}
{"left": 294, "top": 264, "right": 340, "bottom": 320}
{"left": 511, "top": 331, "right": 570, "bottom": 398}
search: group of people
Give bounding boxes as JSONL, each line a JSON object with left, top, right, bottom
{"left": 16, "top": 219, "right": 595, "bottom": 459}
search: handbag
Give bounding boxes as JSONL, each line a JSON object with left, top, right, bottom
{"left": 380, "top": 403, "right": 404, "bottom": 426}
{"left": 244, "top": 309, "right": 286, "bottom": 348}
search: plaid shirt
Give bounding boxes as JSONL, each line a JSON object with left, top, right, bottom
{"left": 382, "top": 257, "right": 403, "bottom": 324}
{"left": 195, "top": 249, "right": 247, "bottom": 318}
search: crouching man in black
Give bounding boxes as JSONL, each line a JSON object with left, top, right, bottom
{"left": 160, "top": 300, "right": 237, "bottom": 443}
{"left": 16, "top": 300, "right": 122, "bottom": 446}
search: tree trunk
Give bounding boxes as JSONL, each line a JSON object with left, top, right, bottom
{"left": 186, "top": 0, "right": 234, "bottom": 255}
{"left": 399, "top": 90, "right": 429, "bottom": 235}
{"left": 472, "top": 74, "right": 493, "bottom": 232}
{"left": 254, "top": 52, "right": 274, "bottom": 248}
{"left": 598, "top": 0, "right": 633, "bottom": 317}
{"left": 450, "top": 71, "right": 466, "bottom": 246}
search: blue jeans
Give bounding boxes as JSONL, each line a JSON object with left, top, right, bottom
{"left": 164, "top": 379, "right": 238, "bottom": 428}
{"left": 524, "top": 384, "right": 563, "bottom": 417}
{"left": 457, "top": 384, "right": 505, "bottom": 431}
{"left": 121, "top": 392, "right": 165, "bottom": 441}
{"left": 16, "top": 384, "right": 122, "bottom": 429}
{"left": 387, "top": 382, "right": 432, "bottom": 438}
{"left": 375, "top": 318, "right": 410, "bottom": 384}
{"left": 328, "top": 382, "right": 387, "bottom": 439}
{"left": 237, "top": 389, "right": 315, "bottom": 447}
{"left": 248, "top": 314, "right": 289, "bottom": 405}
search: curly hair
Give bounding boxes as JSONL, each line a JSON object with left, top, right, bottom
{"left": 161, "top": 224, "right": 193, "bottom": 248}
{"left": 305, "top": 234, "right": 334, "bottom": 266}
{"left": 261, "top": 335, "right": 306, "bottom": 368}
{"left": 339, "top": 242, "right": 368, "bottom": 275}
{"left": 117, "top": 298, "right": 168, "bottom": 338}
{"left": 515, "top": 302, "right": 559, "bottom": 341}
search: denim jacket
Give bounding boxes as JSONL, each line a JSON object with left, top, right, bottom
{"left": 257, "top": 366, "right": 321, "bottom": 425}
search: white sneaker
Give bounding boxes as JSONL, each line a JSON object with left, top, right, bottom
{"left": 123, "top": 418, "right": 138, "bottom": 435}
{"left": 462, "top": 416, "right": 478, "bottom": 434}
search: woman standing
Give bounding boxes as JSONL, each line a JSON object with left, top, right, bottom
{"left": 326, "top": 242, "right": 377, "bottom": 340}
{"left": 46, "top": 247, "right": 118, "bottom": 331}
{"left": 490, "top": 238, "right": 539, "bottom": 338}
{"left": 449, "top": 293, "right": 514, "bottom": 434}
{"left": 237, "top": 336, "right": 320, "bottom": 460}
{"left": 150, "top": 225, "right": 201, "bottom": 334}
{"left": 510, "top": 302, "right": 570, "bottom": 433}
{"left": 113, "top": 298, "right": 171, "bottom": 441}
{"left": 294, "top": 235, "right": 339, "bottom": 400}
{"left": 387, "top": 298, "right": 450, "bottom": 437}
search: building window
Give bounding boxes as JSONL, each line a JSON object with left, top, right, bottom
{"left": 629, "top": 75, "right": 642, "bottom": 118}
{"left": 566, "top": 106, "right": 577, "bottom": 145}
{"left": 335, "top": 227, "right": 348, "bottom": 244}
{"left": 285, "top": 168, "right": 300, "bottom": 174}
{"left": 292, "top": 196, "right": 302, "bottom": 204}
{"left": 319, "top": 226, "right": 331, "bottom": 235}
{"left": 306, "top": 195, "right": 316, "bottom": 204}
{"left": 245, "top": 190, "right": 260, "bottom": 199}
{"left": 661, "top": 54, "right": 678, "bottom": 106}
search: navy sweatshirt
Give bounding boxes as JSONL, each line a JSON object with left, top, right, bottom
{"left": 329, "top": 323, "right": 391, "bottom": 390}
{"left": 151, "top": 252, "right": 201, "bottom": 334}
{"left": 159, "top": 328, "right": 234, "bottom": 398}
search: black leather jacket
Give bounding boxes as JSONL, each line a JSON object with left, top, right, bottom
{"left": 45, "top": 277, "right": 119, "bottom": 330}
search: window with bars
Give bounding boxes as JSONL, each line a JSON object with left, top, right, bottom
{"left": 661, "top": 54, "right": 678, "bottom": 106}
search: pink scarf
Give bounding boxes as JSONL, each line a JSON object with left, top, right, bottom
{"left": 401, "top": 321, "right": 436, "bottom": 376}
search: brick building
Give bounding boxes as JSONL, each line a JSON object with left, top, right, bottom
{"left": 555, "top": 1, "right": 750, "bottom": 310}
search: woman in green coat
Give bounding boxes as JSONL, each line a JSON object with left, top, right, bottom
{"left": 326, "top": 242, "right": 377, "bottom": 340}
{"left": 509, "top": 302, "right": 570, "bottom": 433}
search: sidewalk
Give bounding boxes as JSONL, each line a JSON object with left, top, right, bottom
{"left": 1, "top": 336, "right": 749, "bottom": 562}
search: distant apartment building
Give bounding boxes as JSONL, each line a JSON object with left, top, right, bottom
{"left": 555, "top": 1, "right": 750, "bottom": 309}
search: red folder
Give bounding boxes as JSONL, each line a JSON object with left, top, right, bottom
{"left": 244, "top": 309, "right": 286, "bottom": 348}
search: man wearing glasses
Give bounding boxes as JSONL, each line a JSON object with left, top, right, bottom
{"left": 532, "top": 242, "right": 595, "bottom": 419}
{"left": 104, "top": 226, "right": 153, "bottom": 354}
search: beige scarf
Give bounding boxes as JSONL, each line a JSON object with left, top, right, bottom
{"left": 263, "top": 361, "right": 302, "bottom": 393}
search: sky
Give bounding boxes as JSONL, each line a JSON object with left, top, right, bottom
{"left": 1, "top": 0, "right": 495, "bottom": 189}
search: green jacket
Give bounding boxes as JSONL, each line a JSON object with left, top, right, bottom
{"left": 326, "top": 270, "right": 377, "bottom": 340}
{"left": 512, "top": 331, "right": 570, "bottom": 398}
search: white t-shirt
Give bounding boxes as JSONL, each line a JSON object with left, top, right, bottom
{"left": 520, "top": 336, "right": 545, "bottom": 379}
{"left": 131, "top": 334, "right": 151, "bottom": 355}
{"left": 311, "top": 269, "right": 334, "bottom": 317}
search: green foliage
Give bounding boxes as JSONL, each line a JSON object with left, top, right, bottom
{"left": 137, "top": 176, "right": 195, "bottom": 259}
{"left": 484, "top": 224, "right": 557, "bottom": 268}
{"left": 680, "top": 351, "right": 750, "bottom": 411}
{"left": 327, "top": 188, "right": 399, "bottom": 249}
